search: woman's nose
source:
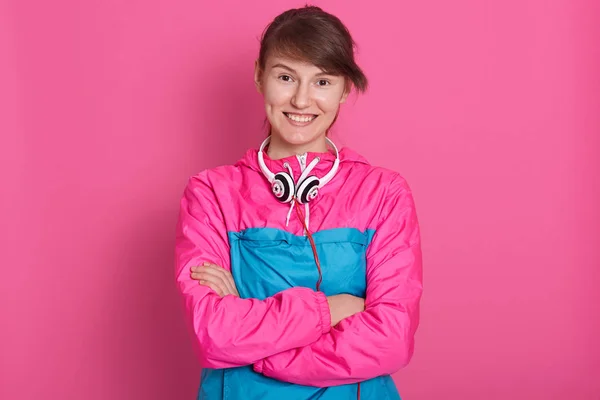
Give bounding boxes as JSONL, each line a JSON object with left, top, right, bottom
{"left": 291, "top": 84, "right": 311, "bottom": 109}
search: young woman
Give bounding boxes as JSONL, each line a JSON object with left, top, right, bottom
{"left": 175, "top": 6, "right": 423, "bottom": 400}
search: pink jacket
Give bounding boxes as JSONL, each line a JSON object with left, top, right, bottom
{"left": 174, "top": 145, "right": 422, "bottom": 398}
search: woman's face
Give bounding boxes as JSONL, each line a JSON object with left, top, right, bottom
{"left": 255, "top": 55, "right": 350, "bottom": 149}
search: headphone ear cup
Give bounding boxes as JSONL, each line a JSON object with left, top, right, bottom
{"left": 296, "top": 176, "right": 320, "bottom": 204}
{"left": 273, "top": 172, "right": 295, "bottom": 203}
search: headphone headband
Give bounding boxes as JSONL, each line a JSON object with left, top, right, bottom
{"left": 258, "top": 136, "right": 339, "bottom": 185}
{"left": 257, "top": 136, "right": 340, "bottom": 203}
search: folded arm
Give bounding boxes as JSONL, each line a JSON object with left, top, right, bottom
{"left": 253, "top": 175, "right": 423, "bottom": 387}
{"left": 175, "top": 174, "right": 331, "bottom": 370}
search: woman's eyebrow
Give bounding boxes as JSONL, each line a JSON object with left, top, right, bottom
{"left": 271, "top": 63, "right": 333, "bottom": 77}
{"left": 271, "top": 63, "right": 297, "bottom": 74}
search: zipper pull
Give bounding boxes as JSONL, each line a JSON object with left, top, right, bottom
{"left": 298, "top": 153, "right": 307, "bottom": 170}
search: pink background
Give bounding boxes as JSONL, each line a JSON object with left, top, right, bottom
{"left": 1, "top": 0, "right": 599, "bottom": 399}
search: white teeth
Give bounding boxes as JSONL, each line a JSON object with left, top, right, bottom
{"left": 286, "top": 113, "right": 315, "bottom": 123}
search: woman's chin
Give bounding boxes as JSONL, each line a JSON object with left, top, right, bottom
{"left": 273, "top": 128, "right": 326, "bottom": 146}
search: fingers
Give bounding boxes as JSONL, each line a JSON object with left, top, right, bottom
{"left": 199, "top": 280, "right": 225, "bottom": 296}
{"left": 216, "top": 266, "right": 238, "bottom": 296}
{"left": 206, "top": 264, "right": 237, "bottom": 294}
{"left": 191, "top": 268, "right": 229, "bottom": 295}
{"left": 190, "top": 263, "right": 238, "bottom": 297}
{"left": 197, "top": 263, "right": 237, "bottom": 295}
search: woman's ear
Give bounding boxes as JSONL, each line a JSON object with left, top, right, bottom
{"left": 254, "top": 59, "right": 263, "bottom": 94}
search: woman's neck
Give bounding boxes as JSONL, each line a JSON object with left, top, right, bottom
{"left": 266, "top": 134, "right": 328, "bottom": 160}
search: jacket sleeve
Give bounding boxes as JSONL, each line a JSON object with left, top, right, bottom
{"left": 175, "top": 173, "right": 332, "bottom": 370}
{"left": 252, "top": 175, "right": 423, "bottom": 387}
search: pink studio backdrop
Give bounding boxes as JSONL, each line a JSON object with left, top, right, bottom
{"left": 1, "top": 0, "right": 599, "bottom": 399}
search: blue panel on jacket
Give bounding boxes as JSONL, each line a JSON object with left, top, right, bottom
{"left": 197, "top": 227, "right": 401, "bottom": 400}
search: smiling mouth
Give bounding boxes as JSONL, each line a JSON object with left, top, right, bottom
{"left": 283, "top": 112, "right": 318, "bottom": 123}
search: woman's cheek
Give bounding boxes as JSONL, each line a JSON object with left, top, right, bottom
{"left": 264, "top": 83, "right": 293, "bottom": 106}
{"left": 314, "top": 91, "right": 344, "bottom": 112}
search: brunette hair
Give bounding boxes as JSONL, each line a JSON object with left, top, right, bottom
{"left": 257, "top": 5, "right": 368, "bottom": 93}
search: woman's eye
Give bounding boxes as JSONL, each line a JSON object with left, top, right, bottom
{"left": 317, "top": 79, "right": 330, "bottom": 86}
{"left": 279, "top": 75, "right": 293, "bottom": 82}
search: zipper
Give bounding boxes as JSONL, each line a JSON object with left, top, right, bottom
{"left": 296, "top": 153, "right": 308, "bottom": 237}
{"left": 297, "top": 153, "right": 307, "bottom": 172}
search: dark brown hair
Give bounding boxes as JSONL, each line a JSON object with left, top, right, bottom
{"left": 257, "top": 5, "right": 368, "bottom": 93}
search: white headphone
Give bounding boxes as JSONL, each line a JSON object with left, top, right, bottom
{"left": 257, "top": 136, "right": 340, "bottom": 204}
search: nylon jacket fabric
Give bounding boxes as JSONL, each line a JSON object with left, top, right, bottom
{"left": 175, "top": 145, "right": 423, "bottom": 399}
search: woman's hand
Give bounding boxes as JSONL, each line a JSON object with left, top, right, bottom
{"left": 190, "top": 263, "right": 239, "bottom": 297}
{"left": 326, "top": 294, "right": 365, "bottom": 326}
